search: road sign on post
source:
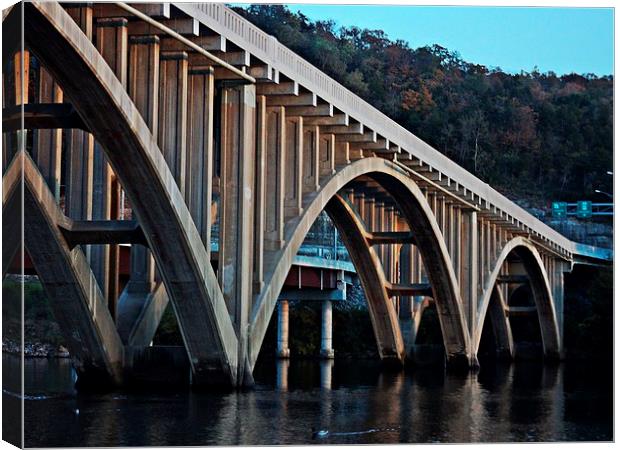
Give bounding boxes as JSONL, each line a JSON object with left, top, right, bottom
{"left": 552, "top": 202, "right": 567, "bottom": 219}
{"left": 576, "top": 200, "right": 592, "bottom": 219}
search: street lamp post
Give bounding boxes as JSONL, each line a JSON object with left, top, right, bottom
{"left": 594, "top": 189, "right": 613, "bottom": 200}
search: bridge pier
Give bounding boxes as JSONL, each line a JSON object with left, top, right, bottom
{"left": 276, "top": 300, "right": 291, "bottom": 358}
{"left": 218, "top": 82, "right": 257, "bottom": 386}
{"left": 276, "top": 359, "right": 290, "bottom": 391}
{"left": 320, "top": 300, "right": 335, "bottom": 359}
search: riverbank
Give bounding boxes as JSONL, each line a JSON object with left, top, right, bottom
{"left": 2, "top": 339, "right": 70, "bottom": 358}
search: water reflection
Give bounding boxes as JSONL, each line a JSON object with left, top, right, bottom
{"left": 3, "top": 354, "right": 612, "bottom": 446}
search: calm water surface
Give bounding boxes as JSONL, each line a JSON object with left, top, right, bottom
{"left": 3, "top": 354, "right": 612, "bottom": 446}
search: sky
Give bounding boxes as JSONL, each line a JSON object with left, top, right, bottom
{"left": 261, "top": 5, "right": 615, "bottom": 76}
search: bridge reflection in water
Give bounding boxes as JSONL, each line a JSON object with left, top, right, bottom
{"left": 4, "top": 355, "right": 612, "bottom": 446}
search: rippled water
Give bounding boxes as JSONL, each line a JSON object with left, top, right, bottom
{"left": 2, "top": 354, "right": 612, "bottom": 446}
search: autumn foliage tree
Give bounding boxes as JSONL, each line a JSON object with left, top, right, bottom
{"left": 234, "top": 5, "right": 613, "bottom": 204}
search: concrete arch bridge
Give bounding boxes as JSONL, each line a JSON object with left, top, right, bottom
{"left": 2, "top": 2, "right": 611, "bottom": 388}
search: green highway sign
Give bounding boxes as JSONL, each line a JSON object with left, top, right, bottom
{"left": 551, "top": 201, "right": 567, "bottom": 219}
{"left": 576, "top": 200, "right": 592, "bottom": 219}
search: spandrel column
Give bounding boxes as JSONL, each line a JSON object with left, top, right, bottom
{"left": 126, "top": 35, "right": 160, "bottom": 293}
{"left": 92, "top": 17, "right": 128, "bottom": 313}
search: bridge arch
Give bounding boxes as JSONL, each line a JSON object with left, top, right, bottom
{"left": 248, "top": 156, "right": 471, "bottom": 369}
{"left": 472, "top": 236, "right": 560, "bottom": 360}
{"left": 20, "top": 1, "right": 240, "bottom": 385}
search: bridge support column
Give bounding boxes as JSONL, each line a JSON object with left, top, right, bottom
{"left": 320, "top": 359, "right": 334, "bottom": 389}
{"left": 123, "top": 35, "right": 160, "bottom": 298}
{"left": 457, "top": 209, "right": 479, "bottom": 370}
{"left": 218, "top": 82, "right": 256, "bottom": 386}
{"left": 91, "top": 17, "right": 128, "bottom": 316}
{"left": 320, "top": 300, "right": 335, "bottom": 359}
{"left": 65, "top": 5, "right": 94, "bottom": 229}
{"left": 276, "top": 300, "right": 291, "bottom": 358}
{"left": 276, "top": 359, "right": 289, "bottom": 391}
{"left": 398, "top": 244, "right": 416, "bottom": 359}
{"left": 551, "top": 259, "right": 569, "bottom": 357}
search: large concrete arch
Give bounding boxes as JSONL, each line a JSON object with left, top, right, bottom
{"left": 325, "top": 193, "right": 405, "bottom": 363}
{"left": 472, "top": 236, "right": 560, "bottom": 360}
{"left": 369, "top": 171, "right": 471, "bottom": 367}
{"left": 4, "top": 151, "right": 124, "bottom": 386}
{"left": 248, "top": 156, "right": 470, "bottom": 369}
{"left": 20, "top": 2, "right": 239, "bottom": 385}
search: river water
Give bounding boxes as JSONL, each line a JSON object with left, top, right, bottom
{"left": 2, "top": 354, "right": 612, "bottom": 446}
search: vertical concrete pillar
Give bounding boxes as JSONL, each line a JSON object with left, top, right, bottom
{"left": 375, "top": 201, "right": 385, "bottom": 269}
{"left": 461, "top": 210, "right": 478, "bottom": 342}
{"left": 187, "top": 66, "right": 215, "bottom": 249}
{"left": 365, "top": 196, "right": 375, "bottom": 232}
{"left": 553, "top": 259, "right": 567, "bottom": 351}
{"left": 218, "top": 83, "right": 256, "bottom": 383}
{"left": 354, "top": 192, "right": 365, "bottom": 221}
{"left": 447, "top": 204, "right": 455, "bottom": 258}
{"left": 485, "top": 220, "right": 491, "bottom": 282}
{"left": 384, "top": 205, "right": 393, "bottom": 282}
{"left": 320, "top": 359, "right": 334, "bottom": 389}
{"left": 264, "top": 106, "right": 286, "bottom": 250}
{"left": 276, "top": 300, "right": 290, "bottom": 358}
{"left": 276, "top": 359, "right": 289, "bottom": 391}
{"left": 108, "top": 175, "right": 121, "bottom": 303}
{"left": 284, "top": 115, "right": 304, "bottom": 218}
{"left": 438, "top": 196, "right": 446, "bottom": 244}
{"left": 32, "top": 66, "right": 63, "bottom": 201}
{"left": 92, "top": 17, "right": 128, "bottom": 314}
{"left": 334, "top": 140, "right": 350, "bottom": 167}
{"left": 65, "top": 6, "right": 94, "bottom": 267}
{"left": 320, "top": 300, "right": 334, "bottom": 359}
{"left": 159, "top": 51, "right": 188, "bottom": 195}
{"left": 126, "top": 35, "right": 160, "bottom": 294}
{"left": 429, "top": 192, "right": 437, "bottom": 217}
{"left": 129, "top": 36, "right": 160, "bottom": 131}
{"left": 345, "top": 188, "right": 355, "bottom": 205}
{"left": 348, "top": 144, "right": 364, "bottom": 161}
{"left": 392, "top": 210, "right": 399, "bottom": 283}
{"left": 398, "top": 244, "right": 414, "bottom": 319}
{"left": 479, "top": 218, "right": 485, "bottom": 289}
{"left": 398, "top": 243, "right": 416, "bottom": 358}
{"left": 302, "top": 124, "right": 320, "bottom": 192}
{"left": 65, "top": 130, "right": 94, "bottom": 221}
{"left": 14, "top": 50, "right": 29, "bottom": 105}
{"left": 254, "top": 94, "right": 267, "bottom": 292}
{"left": 2, "top": 54, "right": 16, "bottom": 169}
{"left": 319, "top": 133, "right": 336, "bottom": 178}
{"left": 490, "top": 223, "right": 497, "bottom": 262}
{"left": 454, "top": 207, "right": 462, "bottom": 279}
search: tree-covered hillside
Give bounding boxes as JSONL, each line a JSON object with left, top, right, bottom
{"left": 233, "top": 5, "right": 613, "bottom": 203}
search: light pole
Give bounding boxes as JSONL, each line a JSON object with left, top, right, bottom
{"left": 594, "top": 189, "right": 613, "bottom": 200}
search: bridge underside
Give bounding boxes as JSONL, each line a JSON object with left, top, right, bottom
{"left": 2, "top": 2, "right": 607, "bottom": 388}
